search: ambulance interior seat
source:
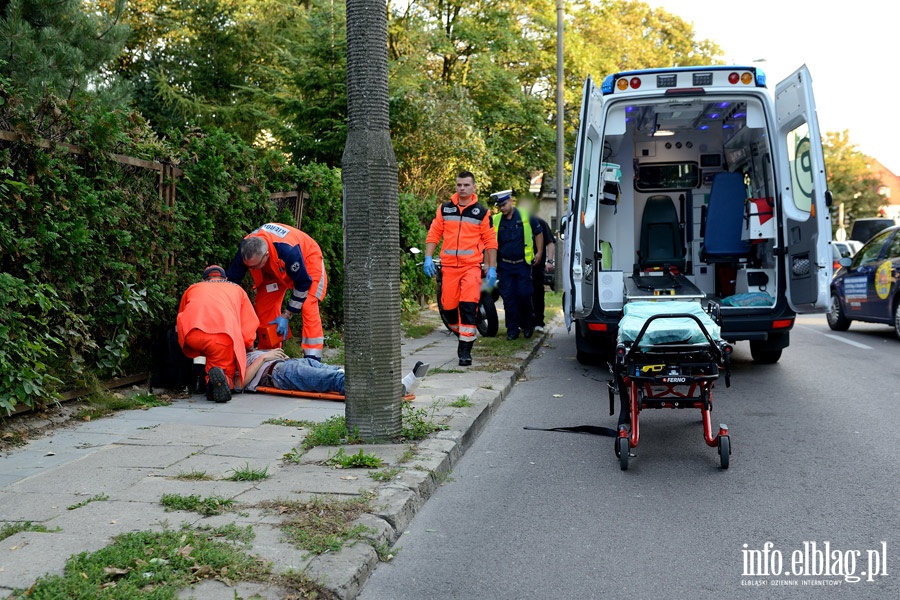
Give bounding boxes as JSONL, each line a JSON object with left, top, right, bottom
{"left": 638, "top": 195, "right": 685, "bottom": 272}
{"left": 702, "top": 171, "right": 752, "bottom": 261}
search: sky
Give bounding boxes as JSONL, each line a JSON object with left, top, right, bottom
{"left": 643, "top": 0, "right": 900, "bottom": 174}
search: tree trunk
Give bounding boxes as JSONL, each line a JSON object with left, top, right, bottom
{"left": 343, "top": 0, "right": 402, "bottom": 439}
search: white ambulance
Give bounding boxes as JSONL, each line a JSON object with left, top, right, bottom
{"left": 563, "top": 65, "right": 832, "bottom": 364}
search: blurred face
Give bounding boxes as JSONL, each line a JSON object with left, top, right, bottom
{"left": 456, "top": 176, "right": 476, "bottom": 202}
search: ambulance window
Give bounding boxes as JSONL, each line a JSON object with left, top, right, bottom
{"left": 786, "top": 122, "right": 813, "bottom": 213}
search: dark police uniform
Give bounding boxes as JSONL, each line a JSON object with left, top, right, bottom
{"left": 495, "top": 209, "right": 542, "bottom": 338}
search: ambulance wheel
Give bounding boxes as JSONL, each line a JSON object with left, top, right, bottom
{"left": 478, "top": 292, "right": 499, "bottom": 337}
{"left": 827, "top": 292, "right": 851, "bottom": 332}
{"left": 749, "top": 342, "right": 782, "bottom": 364}
{"left": 617, "top": 437, "right": 630, "bottom": 471}
{"left": 718, "top": 435, "right": 731, "bottom": 469}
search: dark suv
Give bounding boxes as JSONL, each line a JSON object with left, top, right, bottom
{"left": 849, "top": 218, "right": 897, "bottom": 244}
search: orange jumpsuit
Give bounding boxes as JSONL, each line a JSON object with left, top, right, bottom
{"left": 176, "top": 280, "right": 259, "bottom": 388}
{"left": 425, "top": 193, "right": 498, "bottom": 342}
{"left": 226, "top": 223, "right": 328, "bottom": 358}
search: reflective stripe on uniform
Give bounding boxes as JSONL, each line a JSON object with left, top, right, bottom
{"left": 288, "top": 298, "right": 305, "bottom": 310}
{"left": 443, "top": 249, "right": 475, "bottom": 256}
{"left": 460, "top": 216, "right": 484, "bottom": 227}
{"left": 302, "top": 348, "right": 323, "bottom": 358}
{"left": 315, "top": 260, "right": 327, "bottom": 298}
{"left": 458, "top": 324, "right": 477, "bottom": 342}
{"left": 302, "top": 337, "right": 325, "bottom": 346}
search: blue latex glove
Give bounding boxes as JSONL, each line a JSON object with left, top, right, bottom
{"left": 270, "top": 315, "right": 290, "bottom": 340}
{"left": 423, "top": 256, "right": 436, "bottom": 277}
{"left": 485, "top": 266, "right": 497, "bottom": 288}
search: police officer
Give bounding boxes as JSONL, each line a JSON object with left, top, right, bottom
{"left": 491, "top": 191, "right": 543, "bottom": 340}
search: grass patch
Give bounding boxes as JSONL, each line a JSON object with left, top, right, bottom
{"left": 74, "top": 391, "right": 170, "bottom": 421}
{"left": 224, "top": 463, "right": 270, "bottom": 482}
{"left": 401, "top": 311, "right": 436, "bottom": 339}
{"left": 0, "top": 430, "right": 30, "bottom": 449}
{"left": 282, "top": 447, "right": 303, "bottom": 464}
{"left": 397, "top": 444, "right": 417, "bottom": 464}
{"left": 9, "top": 525, "right": 269, "bottom": 598}
{"left": 67, "top": 493, "right": 109, "bottom": 511}
{"left": 448, "top": 395, "right": 473, "bottom": 407}
{"left": 301, "top": 415, "right": 361, "bottom": 450}
{"left": 1, "top": 521, "right": 59, "bottom": 541}
{"left": 262, "top": 417, "right": 313, "bottom": 428}
{"left": 326, "top": 448, "right": 383, "bottom": 469}
{"left": 473, "top": 334, "right": 533, "bottom": 372}
{"left": 279, "top": 571, "right": 332, "bottom": 598}
{"left": 171, "top": 469, "right": 213, "bottom": 481}
{"left": 194, "top": 523, "right": 256, "bottom": 545}
{"left": 160, "top": 493, "right": 236, "bottom": 516}
{"left": 268, "top": 496, "right": 372, "bottom": 557}
{"left": 369, "top": 467, "right": 401, "bottom": 481}
{"left": 401, "top": 402, "right": 449, "bottom": 441}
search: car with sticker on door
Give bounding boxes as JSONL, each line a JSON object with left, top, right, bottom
{"left": 828, "top": 225, "right": 900, "bottom": 338}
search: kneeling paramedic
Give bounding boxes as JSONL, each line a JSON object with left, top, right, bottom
{"left": 226, "top": 223, "right": 328, "bottom": 360}
{"left": 423, "top": 171, "right": 498, "bottom": 366}
{"left": 176, "top": 266, "right": 259, "bottom": 403}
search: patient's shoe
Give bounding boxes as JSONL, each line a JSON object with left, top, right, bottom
{"left": 402, "top": 361, "right": 430, "bottom": 396}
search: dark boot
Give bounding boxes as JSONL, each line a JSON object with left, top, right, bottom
{"left": 458, "top": 341, "right": 473, "bottom": 367}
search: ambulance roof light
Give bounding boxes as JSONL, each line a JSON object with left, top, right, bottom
{"left": 601, "top": 75, "right": 615, "bottom": 94}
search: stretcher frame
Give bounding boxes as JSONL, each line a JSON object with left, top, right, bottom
{"left": 609, "top": 307, "right": 733, "bottom": 470}
{"left": 253, "top": 386, "right": 414, "bottom": 402}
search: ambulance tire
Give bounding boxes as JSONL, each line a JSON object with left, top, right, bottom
{"left": 749, "top": 341, "right": 782, "bottom": 364}
{"left": 575, "top": 326, "right": 614, "bottom": 366}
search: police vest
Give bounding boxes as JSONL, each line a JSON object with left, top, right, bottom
{"left": 492, "top": 208, "right": 534, "bottom": 264}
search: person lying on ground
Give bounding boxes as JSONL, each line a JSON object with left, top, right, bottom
{"left": 243, "top": 350, "right": 429, "bottom": 397}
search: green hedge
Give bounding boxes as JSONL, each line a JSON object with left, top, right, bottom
{"left": 0, "top": 85, "right": 436, "bottom": 415}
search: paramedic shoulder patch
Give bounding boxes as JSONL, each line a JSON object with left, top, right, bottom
{"left": 290, "top": 262, "right": 301, "bottom": 272}
{"left": 261, "top": 223, "right": 290, "bottom": 238}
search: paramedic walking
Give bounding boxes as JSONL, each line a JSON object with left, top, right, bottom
{"left": 177, "top": 266, "right": 259, "bottom": 403}
{"left": 226, "top": 223, "right": 328, "bottom": 360}
{"left": 424, "top": 171, "right": 498, "bottom": 366}
{"left": 492, "top": 191, "right": 543, "bottom": 340}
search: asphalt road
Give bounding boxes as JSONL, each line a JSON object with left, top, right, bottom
{"left": 359, "top": 315, "right": 900, "bottom": 599}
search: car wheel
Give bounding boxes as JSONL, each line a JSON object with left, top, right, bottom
{"left": 826, "top": 291, "right": 851, "bottom": 332}
{"left": 894, "top": 301, "right": 900, "bottom": 341}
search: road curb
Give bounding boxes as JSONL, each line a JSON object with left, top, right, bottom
{"left": 315, "top": 323, "right": 556, "bottom": 599}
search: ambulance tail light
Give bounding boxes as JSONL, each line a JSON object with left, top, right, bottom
{"left": 587, "top": 323, "right": 608, "bottom": 332}
{"left": 772, "top": 319, "right": 794, "bottom": 329}
{"left": 629, "top": 77, "right": 641, "bottom": 90}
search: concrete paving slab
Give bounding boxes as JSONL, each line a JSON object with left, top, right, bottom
{"left": 299, "top": 444, "right": 414, "bottom": 468}
{"left": 8, "top": 464, "right": 159, "bottom": 496}
{"left": 177, "top": 580, "right": 294, "bottom": 600}
{"left": 119, "top": 422, "right": 250, "bottom": 446}
{"left": 158, "top": 454, "right": 281, "bottom": 481}
{"left": 112, "top": 474, "right": 257, "bottom": 503}
{"left": 0, "top": 489, "right": 86, "bottom": 522}
{"left": 0, "top": 531, "right": 109, "bottom": 591}
{"left": 46, "top": 499, "right": 174, "bottom": 538}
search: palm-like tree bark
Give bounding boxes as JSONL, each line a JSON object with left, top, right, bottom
{"left": 343, "top": 0, "right": 402, "bottom": 439}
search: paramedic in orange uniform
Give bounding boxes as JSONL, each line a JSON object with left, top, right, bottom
{"left": 424, "top": 171, "right": 498, "bottom": 366}
{"left": 177, "top": 265, "right": 259, "bottom": 403}
{"left": 226, "top": 223, "right": 328, "bottom": 360}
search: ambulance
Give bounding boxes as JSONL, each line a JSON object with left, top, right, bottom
{"left": 563, "top": 65, "right": 833, "bottom": 364}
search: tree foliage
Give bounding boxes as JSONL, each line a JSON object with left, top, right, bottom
{"left": 823, "top": 130, "right": 883, "bottom": 230}
{"left": 0, "top": 0, "right": 130, "bottom": 106}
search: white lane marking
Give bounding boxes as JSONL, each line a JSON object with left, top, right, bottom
{"left": 822, "top": 334, "right": 872, "bottom": 350}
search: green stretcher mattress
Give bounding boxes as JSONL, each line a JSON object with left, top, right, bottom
{"left": 618, "top": 301, "right": 721, "bottom": 347}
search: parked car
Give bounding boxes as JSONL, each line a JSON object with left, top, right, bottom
{"left": 828, "top": 225, "right": 900, "bottom": 338}
{"left": 830, "top": 240, "right": 863, "bottom": 273}
{"left": 849, "top": 218, "right": 897, "bottom": 244}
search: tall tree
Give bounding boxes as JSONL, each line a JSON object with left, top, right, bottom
{"left": 823, "top": 130, "right": 884, "bottom": 230}
{"left": 343, "top": 0, "right": 402, "bottom": 439}
{"left": 0, "top": 0, "right": 129, "bottom": 106}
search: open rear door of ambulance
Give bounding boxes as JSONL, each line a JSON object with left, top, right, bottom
{"left": 775, "top": 65, "right": 833, "bottom": 312}
{"left": 563, "top": 78, "right": 603, "bottom": 330}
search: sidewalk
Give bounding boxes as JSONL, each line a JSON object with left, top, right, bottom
{"left": 0, "top": 309, "right": 555, "bottom": 599}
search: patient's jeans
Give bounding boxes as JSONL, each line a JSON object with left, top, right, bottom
{"left": 270, "top": 358, "right": 346, "bottom": 394}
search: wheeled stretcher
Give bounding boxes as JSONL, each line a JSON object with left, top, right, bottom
{"left": 608, "top": 301, "right": 733, "bottom": 470}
